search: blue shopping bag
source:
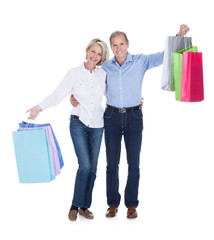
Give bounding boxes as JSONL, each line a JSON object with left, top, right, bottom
{"left": 12, "top": 128, "right": 56, "bottom": 183}
{"left": 19, "top": 122, "right": 64, "bottom": 169}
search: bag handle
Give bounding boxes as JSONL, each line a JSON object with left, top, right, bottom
{"left": 182, "top": 31, "right": 196, "bottom": 52}
{"left": 21, "top": 119, "right": 39, "bottom": 128}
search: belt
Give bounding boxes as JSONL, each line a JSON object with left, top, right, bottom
{"left": 70, "top": 115, "right": 79, "bottom": 119}
{"left": 106, "top": 104, "right": 141, "bottom": 113}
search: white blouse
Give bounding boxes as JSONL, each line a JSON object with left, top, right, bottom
{"left": 38, "top": 63, "right": 106, "bottom": 128}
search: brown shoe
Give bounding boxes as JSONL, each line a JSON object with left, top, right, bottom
{"left": 68, "top": 209, "right": 78, "bottom": 221}
{"left": 78, "top": 209, "right": 94, "bottom": 219}
{"left": 127, "top": 206, "right": 137, "bottom": 219}
{"left": 106, "top": 206, "right": 118, "bottom": 217}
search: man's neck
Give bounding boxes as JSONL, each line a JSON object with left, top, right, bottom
{"left": 115, "top": 54, "right": 128, "bottom": 66}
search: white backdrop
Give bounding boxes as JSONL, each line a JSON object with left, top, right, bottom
{"left": 1, "top": 0, "right": 214, "bottom": 239}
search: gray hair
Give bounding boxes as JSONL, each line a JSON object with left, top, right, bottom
{"left": 86, "top": 38, "right": 109, "bottom": 66}
{"left": 109, "top": 31, "right": 129, "bottom": 46}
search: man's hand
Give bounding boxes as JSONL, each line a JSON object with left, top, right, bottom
{"left": 70, "top": 95, "right": 79, "bottom": 107}
{"left": 176, "top": 24, "right": 190, "bottom": 36}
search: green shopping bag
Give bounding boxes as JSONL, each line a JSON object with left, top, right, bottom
{"left": 172, "top": 46, "right": 198, "bottom": 101}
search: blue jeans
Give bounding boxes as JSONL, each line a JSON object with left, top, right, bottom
{"left": 69, "top": 116, "right": 103, "bottom": 208}
{"left": 104, "top": 107, "right": 143, "bottom": 208}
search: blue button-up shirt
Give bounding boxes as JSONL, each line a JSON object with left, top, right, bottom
{"left": 102, "top": 51, "right": 164, "bottom": 108}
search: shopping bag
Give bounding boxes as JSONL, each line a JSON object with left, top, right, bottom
{"left": 161, "top": 36, "right": 192, "bottom": 91}
{"left": 12, "top": 128, "right": 56, "bottom": 183}
{"left": 180, "top": 51, "right": 204, "bottom": 102}
{"left": 19, "top": 126, "right": 61, "bottom": 176}
{"left": 172, "top": 46, "right": 198, "bottom": 101}
{"left": 19, "top": 122, "right": 64, "bottom": 169}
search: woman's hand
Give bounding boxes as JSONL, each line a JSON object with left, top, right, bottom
{"left": 140, "top": 98, "right": 144, "bottom": 108}
{"left": 26, "top": 105, "right": 42, "bottom": 120}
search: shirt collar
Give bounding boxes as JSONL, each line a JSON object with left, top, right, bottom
{"left": 81, "top": 62, "right": 99, "bottom": 73}
{"left": 112, "top": 52, "right": 133, "bottom": 65}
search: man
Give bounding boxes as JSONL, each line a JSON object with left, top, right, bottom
{"left": 71, "top": 25, "right": 190, "bottom": 219}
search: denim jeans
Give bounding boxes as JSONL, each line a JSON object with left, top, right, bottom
{"left": 104, "top": 107, "right": 143, "bottom": 208}
{"left": 69, "top": 116, "right": 103, "bottom": 208}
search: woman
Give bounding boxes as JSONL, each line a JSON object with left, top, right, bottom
{"left": 27, "top": 38, "right": 109, "bottom": 221}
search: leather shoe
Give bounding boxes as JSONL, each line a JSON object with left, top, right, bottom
{"left": 127, "top": 206, "right": 137, "bottom": 219}
{"left": 78, "top": 209, "right": 94, "bottom": 219}
{"left": 68, "top": 209, "right": 78, "bottom": 221}
{"left": 106, "top": 206, "right": 118, "bottom": 217}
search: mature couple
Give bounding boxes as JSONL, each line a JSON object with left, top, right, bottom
{"left": 27, "top": 25, "right": 189, "bottom": 221}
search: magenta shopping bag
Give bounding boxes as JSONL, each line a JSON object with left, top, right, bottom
{"left": 19, "top": 126, "right": 61, "bottom": 176}
{"left": 180, "top": 52, "right": 204, "bottom": 102}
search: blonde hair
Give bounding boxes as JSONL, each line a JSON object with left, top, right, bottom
{"left": 86, "top": 38, "right": 109, "bottom": 66}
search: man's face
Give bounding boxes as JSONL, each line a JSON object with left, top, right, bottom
{"left": 111, "top": 35, "right": 129, "bottom": 61}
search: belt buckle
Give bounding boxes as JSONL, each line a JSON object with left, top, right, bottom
{"left": 119, "top": 108, "right": 126, "bottom": 113}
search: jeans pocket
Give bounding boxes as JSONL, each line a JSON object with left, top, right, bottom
{"left": 104, "top": 108, "right": 113, "bottom": 119}
{"left": 132, "top": 109, "right": 143, "bottom": 119}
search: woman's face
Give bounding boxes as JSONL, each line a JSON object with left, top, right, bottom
{"left": 86, "top": 44, "right": 103, "bottom": 66}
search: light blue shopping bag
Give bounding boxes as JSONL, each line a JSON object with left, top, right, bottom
{"left": 19, "top": 122, "right": 64, "bottom": 169}
{"left": 12, "top": 128, "right": 56, "bottom": 183}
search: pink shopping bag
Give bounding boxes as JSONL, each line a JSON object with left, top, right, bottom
{"left": 180, "top": 51, "right": 204, "bottom": 102}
